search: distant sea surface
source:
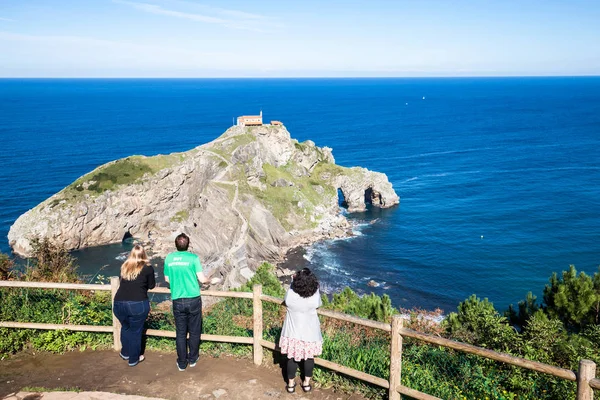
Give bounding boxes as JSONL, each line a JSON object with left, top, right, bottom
{"left": 1, "top": 77, "right": 599, "bottom": 313}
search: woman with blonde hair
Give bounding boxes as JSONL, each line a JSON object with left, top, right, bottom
{"left": 113, "top": 244, "right": 155, "bottom": 367}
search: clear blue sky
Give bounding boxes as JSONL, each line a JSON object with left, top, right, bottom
{"left": 1, "top": 0, "right": 599, "bottom": 77}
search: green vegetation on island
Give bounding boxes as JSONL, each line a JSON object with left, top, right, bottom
{"left": 170, "top": 210, "right": 190, "bottom": 223}
{"left": 250, "top": 162, "right": 337, "bottom": 230}
{"left": 209, "top": 133, "right": 256, "bottom": 160}
{"left": 55, "top": 153, "right": 187, "bottom": 203}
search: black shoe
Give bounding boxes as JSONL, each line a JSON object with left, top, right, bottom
{"left": 128, "top": 355, "right": 145, "bottom": 367}
{"left": 286, "top": 382, "right": 296, "bottom": 393}
{"left": 301, "top": 383, "right": 312, "bottom": 393}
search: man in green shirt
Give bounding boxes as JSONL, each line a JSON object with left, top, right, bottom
{"left": 164, "top": 233, "right": 218, "bottom": 371}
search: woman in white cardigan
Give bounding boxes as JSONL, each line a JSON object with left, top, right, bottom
{"left": 279, "top": 268, "right": 323, "bottom": 393}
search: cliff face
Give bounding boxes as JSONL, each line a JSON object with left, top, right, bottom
{"left": 8, "top": 125, "right": 399, "bottom": 288}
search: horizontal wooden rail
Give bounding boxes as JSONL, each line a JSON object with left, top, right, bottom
{"left": 149, "top": 287, "right": 253, "bottom": 298}
{"left": 148, "top": 287, "right": 171, "bottom": 294}
{"left": 260, "top": 294, "right": 391, "bottom": 332}
{"left": 315, "top": 358, "right": 389, "bottom": 388}
{"left": 0, "top": 282, "right": 254, "bottom": 299}
{"left": 202, "top": 290, "right": 253, "bottom": 299}
{"left": 259, "top": 339, "right": 389, "bottom": 388}
{"left": 400, "top": 328, "right": 577, "bottom": 381}
{"left": 202, "top": 334, "right": 253, "bottom": 344}
{"left": 145, "top": 329, "right": 253, "bottom": 344}
{"left": 260, "top": 294, "right": 283, "bottom": 304}
{"left": 590, "top": 378, "right": 600, "bottom": 390}
{"left": 317, "top": 309, "right": 391, "bottom": 332}
{"left": 0, "top": 321, "right": 112, "bottom": 332}
{"left": 260, "top": 339, "right": 276, "bottom": 350}
{"left": 0, "top": 281, "right": 109, "bottom": 291}
{"left": 396, "top": 385, "right": 442, "bottom": 400}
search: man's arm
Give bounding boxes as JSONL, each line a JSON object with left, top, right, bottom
{"left": 196, "top": 271, "right": 221, "bottom": 285}
{"left": 196, "top": 271, "right": 209, "bottom": 284}
{"left": 163, "top": 258, "right": 170, "bottom": 285}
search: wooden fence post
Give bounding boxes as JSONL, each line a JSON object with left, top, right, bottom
{"left": 253, "top": 284, "right": 263, "bottom": 366}
{"left": 389, "top": 315, "right": 403, "bottom": 400}
{"left": 577, "top": 359, "right": 596, "bottom": 400}
{"left": 110, "top": 276, "right": 122, "bottom": 352}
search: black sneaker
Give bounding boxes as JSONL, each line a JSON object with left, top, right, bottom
{"left": 177, "top": 362, "right": 186, "bottom": 372}
{"left": 189, "top": 358, "right": 198, "bottom": 368}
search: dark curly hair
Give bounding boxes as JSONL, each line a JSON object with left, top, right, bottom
{"left": 291, "top": 268, "right": 319, "bottom": 298}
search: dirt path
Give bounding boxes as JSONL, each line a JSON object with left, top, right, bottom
{"left": 0, "top": 350, "right": 367, "bottom": 400}
{"left": 218, "top": 180, "right": 249, "bottom": 269}
{"left": 198, "top": 146, "right": 251, "bottom": 272}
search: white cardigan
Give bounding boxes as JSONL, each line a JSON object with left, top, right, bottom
{"left": 280, "top": 288, "right": 323, "bottom": 343}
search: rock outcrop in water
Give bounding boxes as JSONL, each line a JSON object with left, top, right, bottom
{"left": 8, "top": 125, "right": 399, "bottom": 288}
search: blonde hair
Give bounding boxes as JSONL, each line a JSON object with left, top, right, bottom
{"left": 120, "top": 245, "right": 149, "bottom": 281}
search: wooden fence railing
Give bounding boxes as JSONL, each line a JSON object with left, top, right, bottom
{"left": 0, "top": 279, "right": 598, "bottom": 400}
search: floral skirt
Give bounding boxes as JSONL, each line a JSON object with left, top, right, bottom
{"left": 279, "top": 336, "right": 323, "bottom": 362}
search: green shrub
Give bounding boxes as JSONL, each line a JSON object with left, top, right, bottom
{"left": 239, "top": 262, "right": 285, "bottom": 298}
{"left": 21, "top": 238, "right": 79, "bottom": 283}
{"left": 0, "top": 252, "right": 14, "bottom": 280}
{"left": 0, "top": 328, "right": 34, "bottom": 357}
{"left": 323, "top": 330, "right": 390, "bottom": 378}
{"left": 323, "top": 287, "right": 396, "bottom": 322}
{"left": 31, "top": 330, "right": 111, "bottom": 353}
{"left": 445, "top": 294, "right": 520, "bottom": 353}
{"left": 63, "top": 292, "right": 113, "bottom": 326}
{"left": 543, "top": 265, "right": 600, "bottom": 330}
{"left": 0, "top": 288, "right": 113, "bottom": 357}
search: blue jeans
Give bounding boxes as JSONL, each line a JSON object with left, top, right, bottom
{"left": 113, "top": 300, "right": 150, "bottom": 365}
{"left": 173, "top": 296, "right": 202, "bottom": 369}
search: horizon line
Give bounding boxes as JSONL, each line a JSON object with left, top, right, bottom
{"left": 1, "top": 74, "right": 599, "bottom": 79}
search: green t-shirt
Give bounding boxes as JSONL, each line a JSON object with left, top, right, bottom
{"left": 163, "top": 251, "right": 203, "bottom": 300}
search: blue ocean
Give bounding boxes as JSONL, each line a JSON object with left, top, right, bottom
{"left": 1, "top": 78, "right": 599, "bottom": 313}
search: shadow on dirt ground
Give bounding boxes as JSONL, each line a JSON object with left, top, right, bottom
{"left": 0, "top": 350, "right": 369, "bottom": 400}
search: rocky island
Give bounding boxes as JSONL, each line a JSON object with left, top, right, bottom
{"left": 8, "top": 125, "right": 399, "bottom": 288}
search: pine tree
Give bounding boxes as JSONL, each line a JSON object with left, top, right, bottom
{"left": 506, "top": 291, "right": 539, "bottom": 328}
{"left": 445, "top": 294, "right": 519, "bottom": 352}
{"left": 543, "top": 265, "right": 598, "bottom": 330}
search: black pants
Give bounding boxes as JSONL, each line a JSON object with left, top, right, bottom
{"left": 286, "top": 358, "right": 315, "bottom": 380}
{"left": 173, "top": 296, "right": 202, "bottom": 369}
